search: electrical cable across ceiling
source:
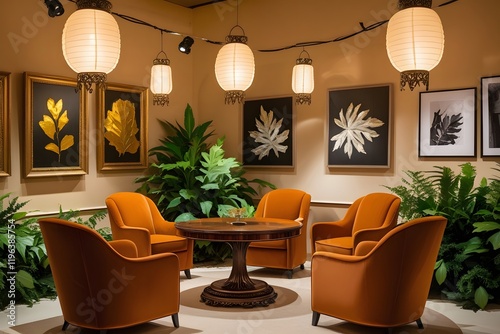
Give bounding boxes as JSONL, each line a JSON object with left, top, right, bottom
{"left": 64, "top": 0, "right": 459, "bottom": 53}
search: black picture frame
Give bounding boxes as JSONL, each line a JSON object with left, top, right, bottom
{"left": 328, "top": 85, "right": 391, "bottom": 168}
{"left": 24, "top": 72, "right": 88, "bottom": 178}
{"left": 97, "top": 83, "right": 148, "bottom": 171}
{"left": 242, "top": 96, "right": 294, "bottom": 167}
{"left": 0, "top": 72, "right": 10, "bottom": 177}
{"left": 481, "top": 75, "right": 500, "bottom": 157}
{"left": 419, "top": 88, "right": 476, "bottom": 157}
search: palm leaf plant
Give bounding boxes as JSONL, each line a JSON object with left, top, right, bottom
{"left": 385, "top": 163, "right": 500, "bottom": 310}
{"left": 136, "top": 104, "right": 274, "bottom": 262}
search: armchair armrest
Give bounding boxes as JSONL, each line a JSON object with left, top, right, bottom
{"left": 354, "top": 240, "right": 378, "bottom": 256}
{"left": 311, "top": 218, "right": 353, "bottom": 240}
{"left": 112, "top": 225, "right": 152, "bottom": 257}
{"left": 109, "top": 240, "right": 138, "bottom": 258}
{"left": 352, "top": 224, "right": 394, "bottom": 250}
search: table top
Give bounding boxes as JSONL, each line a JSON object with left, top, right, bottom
{"left": 175, "top": 217, "right": 302, "bottom": 242}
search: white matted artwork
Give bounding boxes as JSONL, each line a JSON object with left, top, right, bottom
{"left": 419, "top": 88, "right": 476, "bottom": 157}
{"left": 481, "top": 75, "right": 500, "bottom": 157}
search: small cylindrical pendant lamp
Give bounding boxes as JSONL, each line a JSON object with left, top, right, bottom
{"left": 292, "top": 49, "right": 314, "bottom": 105}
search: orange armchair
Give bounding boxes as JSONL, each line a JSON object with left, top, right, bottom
{"left": 311, "top": 192, "right": 400, "bottom": 255}
{"left": 105, "top": 192, "right": 194, "bottom": 278}
{"left": 38, "top": 218, "right": 180, "bottom": 332}
{"left": 311, "top": 216, "right": 447, "bottom": 330}
{"left": 246, "top": 188, "right": 311, "bottom": 278}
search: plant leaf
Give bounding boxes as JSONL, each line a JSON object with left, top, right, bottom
{"left": 104, "top": 99, "right": 140, "bottom": 156}
{"left": 474, "top": 286, "right": 489, "bottom": 310}
{"left": 435, "top": 260, "right": 447, "bottom": 285}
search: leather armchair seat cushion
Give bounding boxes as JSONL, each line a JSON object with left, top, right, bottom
{"left": 315, "top": 236, "right": 352, "bottom": 255}
{"left": 151, "top": 234, "right": 189, "bottom": 253}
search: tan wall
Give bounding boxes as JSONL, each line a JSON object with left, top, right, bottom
{"left": 1, "top": 0, "right": 500, "bottom": 227}
{"left": 192, "top": 0, "right": 500, "bottom": 223}
{"left": 1, "top": 0, "right": 194, "bottom": 214}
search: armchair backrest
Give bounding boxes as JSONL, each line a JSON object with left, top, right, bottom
{"left": 363, "top": 216, "right": 447, "bottom": 323}
{"left": 38, "top": 218, "right": 128, "bottom": 329}
{"left": 106, "top": 192, "right": 157, "bottom": 234}
{"left": 352, "top": 192, "right": 400, "bottom": 234}
{"left": 255, "top": 188, "right": 311, "bottom": 224}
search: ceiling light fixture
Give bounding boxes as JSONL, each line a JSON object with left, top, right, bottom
{"left": 291, "top": 49, "right": 314, "bottom": 105}
{"left": 44, "top": 0, "right": 65, "bottom": 17}
{"left": 386, "top": 0, "right": 445, "bottom": 91}
{"left": 178, "top": 36, "right": 194, "bottom": 54}
{"left": 151, "top": 31, "right": 173, "bottom": 107}
{"left": 62, "top": 0, "right": 121, "bottom": 93}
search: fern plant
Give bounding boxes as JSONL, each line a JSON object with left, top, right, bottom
{"left": 386, "top": 163, "right": 500, "bottom": 311}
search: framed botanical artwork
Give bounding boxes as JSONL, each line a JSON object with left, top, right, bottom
{"left": 419, "top": 88, "right": 476, "bottom": 157}
{"left": 481, "top": 76, "right": 500, "bottom": 157}
{"left": 97, "top": 82, "right": 148, "bottom": 171}
{"left": 24, "top": 72, "right": 88, "bottom": 178}
{"left": 242, "top": 96, "right": 294, "bottom": 167}
{"left": 1, "top": 72, "right": 10, "bottom": 177}
{"left": 328, "top": 85, "right": 391, "bottom": 168}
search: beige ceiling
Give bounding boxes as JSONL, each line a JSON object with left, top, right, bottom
{"left": 163, "top": 0, "right": 225, "bottom": 9}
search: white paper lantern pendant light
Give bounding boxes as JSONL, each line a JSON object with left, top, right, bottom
{"left": 215, "top": 25, "right": 255, "bottom": 104}
{"left": 62, "top": 0, "right": 121, "bottom": 93}
{"left": 150, "top": 31, "right": 172, "bottom": 107}
{"left": 292, "top": 49, "right": 314, "bottom": 105}
{"left": 386, "top": 0, "right": 444, "bottom": 91}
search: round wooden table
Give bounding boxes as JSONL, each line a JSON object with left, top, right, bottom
{"left": 175, "top": 217, "right": 302, "bottom": 307}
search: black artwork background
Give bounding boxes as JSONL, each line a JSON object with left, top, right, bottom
{"left": 328, "top": 85, "right": 390, "bottom": 167}
{"left": 32, "top": 82, "right": 80, "bottom": 168}
{"left": 487, "top": 82, "right": 500, "bottom": 148}
{"left": 103, "top": 89, "right": 142, "bottom": 163}
{"left": 243, "top": 96, "right": 293, "bottom": 167}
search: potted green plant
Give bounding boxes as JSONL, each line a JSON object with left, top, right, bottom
{"left": 135, "top": 104, "right": 275, "bottom": 262}
{"left": 385, "top": 163, "right": 500, "bottom": 310}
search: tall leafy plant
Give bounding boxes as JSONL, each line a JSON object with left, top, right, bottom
{"left": 136, "top": 104, "right": 274, "bottom": 261}
{"left": 0, "top": 193, "right": 55, "bottom": 310}
{"left": 386, "top": 163, "right": 500, "bottom": 310}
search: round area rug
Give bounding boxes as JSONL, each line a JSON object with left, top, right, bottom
{"left": 317, "top": 308, "right": 462, "bottom": 334}
{"left": 180, "top": 284, "right": 306, "bottom": 319}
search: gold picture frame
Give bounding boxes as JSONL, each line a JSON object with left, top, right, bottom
{"left": 97, "top": 82, "right": 148, "bottom": 171}
{"left": 1, "top": 72, "right": 10, "bottom": 177}
{"left": 24, "top": 72, "right": 88, "bottom": 178}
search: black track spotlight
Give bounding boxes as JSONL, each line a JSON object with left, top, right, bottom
{"left": 44, "top": 0, "right": 65, "bottom": 18}
{"left": 178, "top": 36, "right": 194, "bottom": 54}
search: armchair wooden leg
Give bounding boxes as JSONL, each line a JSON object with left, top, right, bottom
{"left": 286, "top": 269, "right": 293, "bottom": 279}
{"left": 300, "top": 263, "right": 305, "bottom": 270}
{"left": 416, "top": 318, "right": 423, "bottom": 329}
{"left": 184, "top": 269, "right": 191, "bottom": 279}
{"left": 62, "top": 320, "right": 69, "bottom": 330}
{"left": 172, "top": 313, "right": 179, "bottom": 328}
{"left": 312, "top": 311, "right": 320, "bottom": 326}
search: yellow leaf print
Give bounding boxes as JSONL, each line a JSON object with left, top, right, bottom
{"left": 45, "top": 143, "right": 60, "bottom": 154}
{"left": 104, "top": 99, "right": 140, "bottom": 156}
{"left": 38, "top": 98, "right": 75, "bottom": 162}
{"left": 60, "top": 135, "right": 74, "bottom": 151}
{"left": 39, "top": 115, "right": 56, "bottom": 140}
{"left": 57, "top": 110, "right": 69, "bottom": 131}
{"left": 47, "top": 98, "right": 62, "bottom": 120}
